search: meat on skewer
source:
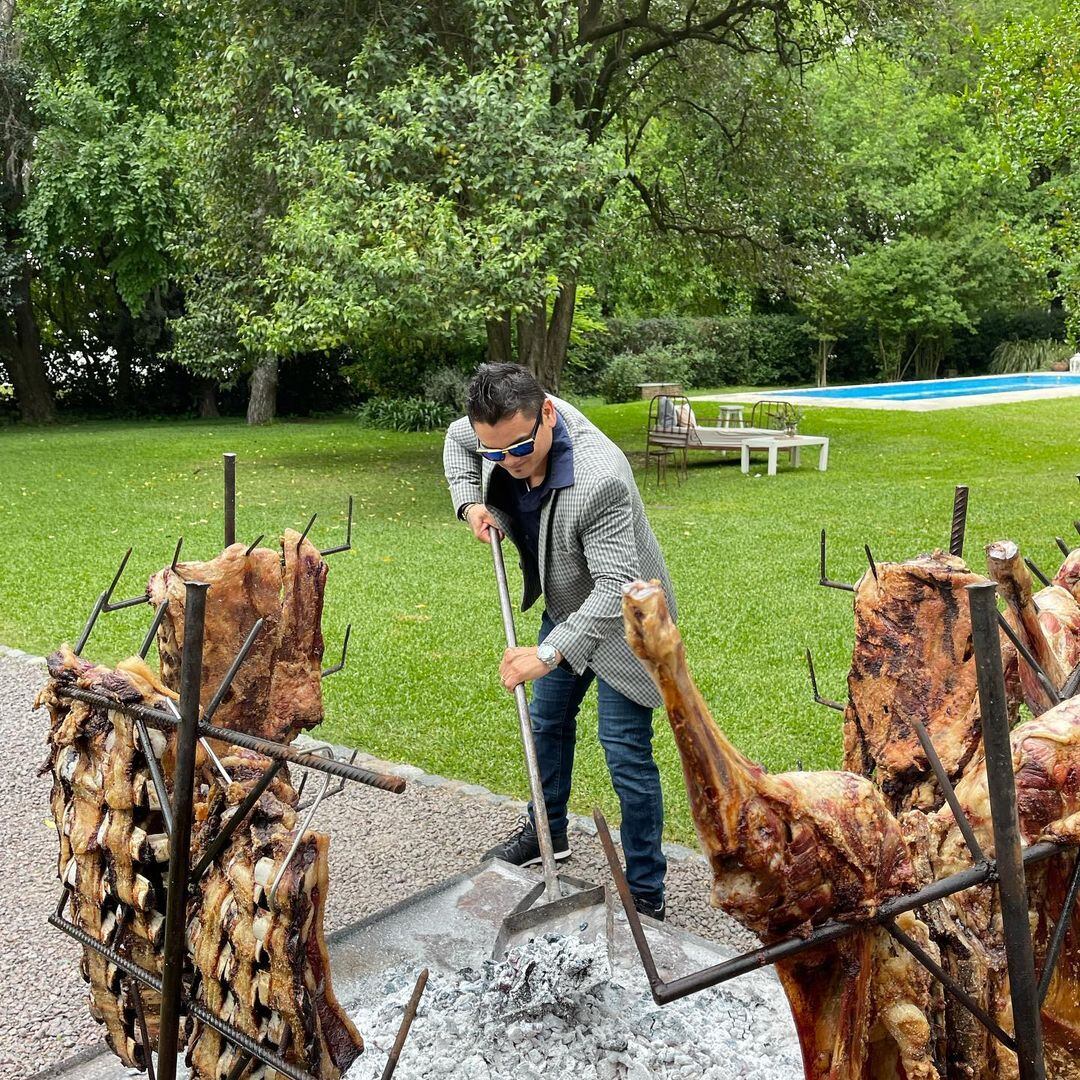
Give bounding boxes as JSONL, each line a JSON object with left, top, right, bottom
{"left": 986, "top": 541, "right": 1080, "bottom": 713}
{"left": 622, "top": 580, "right": 938, "bottom": 1080}
{"left": 148, "top": 529, "right": 327, "bottom": 744}
{"left": 843, "top": 552, "right": 987, "bottom": 812}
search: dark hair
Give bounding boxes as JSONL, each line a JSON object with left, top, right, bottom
{"left": 465, "top": 363, "right": 546, "bottom": 426}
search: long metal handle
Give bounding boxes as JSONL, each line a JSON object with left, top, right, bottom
{"left": 490, "top": 534, "right": 560, "bottom": 902}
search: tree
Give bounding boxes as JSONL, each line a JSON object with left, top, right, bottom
{"left": 977, "top": 0, "right": 1080, "bottom": 343}
{"left": 0, "top": 4, "right": 55, "bottom": 422}
{"left": 3, "top": 0, "right": 187, "bottom": 419}
{"left": 181, "top": 0, "right": 910, "bottom": 393}
{"left": 795, "top": 38, "right": 1038, "bottom": 379}
{"left": 169, "top": 1, "right": 373, "bottom": 423}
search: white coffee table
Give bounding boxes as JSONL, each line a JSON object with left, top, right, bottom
{"left": 740, "top": 434, "right": 829, "bottom": 476}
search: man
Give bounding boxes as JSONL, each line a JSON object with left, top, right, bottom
{"left": 443, "top": 362, "right": 677, "bottom": 920}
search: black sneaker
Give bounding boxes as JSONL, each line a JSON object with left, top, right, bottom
{"left": 483, "top": 817, "right": 571, "bottom": 867}
{"left": 632, "top": 894, "right": 666, "bottom": 922}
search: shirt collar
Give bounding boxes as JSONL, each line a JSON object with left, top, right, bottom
{"left": 545, "top": 410, "right": 575, "bottom": 491}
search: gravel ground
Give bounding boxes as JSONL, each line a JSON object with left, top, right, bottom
{"left": 0, "top": 652, "right": 755, "bottom": 1080}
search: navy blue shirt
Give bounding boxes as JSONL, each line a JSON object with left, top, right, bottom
{"left": 507, "top": 411, "right": 575, "bottom": 583}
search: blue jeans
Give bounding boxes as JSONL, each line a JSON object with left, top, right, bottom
{"left": 528, "top": 614, "right": 667, "bottom": 903}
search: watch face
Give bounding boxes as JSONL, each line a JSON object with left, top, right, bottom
{"left": 538, "top": 644, "right": 556, "bottom": 665}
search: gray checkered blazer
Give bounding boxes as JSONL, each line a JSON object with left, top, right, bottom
{"left": 443, "top": 395, "right": 676, "bottom": 708}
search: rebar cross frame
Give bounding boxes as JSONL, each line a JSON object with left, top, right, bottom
{"left": 48, "top": 454, "right": 418, "bottom": 1080}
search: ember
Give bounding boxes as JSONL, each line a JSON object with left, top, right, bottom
{"left": 346, "top": 935, "right": 801, "bottom": 1080}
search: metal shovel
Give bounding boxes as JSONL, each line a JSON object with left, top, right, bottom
{"left": 489, "top": 533, "right": 604, "bottom": 955}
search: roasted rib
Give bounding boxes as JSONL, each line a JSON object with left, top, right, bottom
{"left": 148, "top": 530, "right": 327, "bottom": 743}
{"left": 844, "top": 552, "right": 987, "bottom": 812}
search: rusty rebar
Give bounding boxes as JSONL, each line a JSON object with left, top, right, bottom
{"left": 950, "top": 485, "right": 969, "bottom": 558}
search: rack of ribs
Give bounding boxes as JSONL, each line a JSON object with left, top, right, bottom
{"left": 148, "top": 529, "right": 327, "bottom": 744}
{"left": 37, "top": 647, "right": 176, "bottom": 1069}
{"left": 186, "top": 749, "right": 363, "bottom": 1079}
{"left": 843, "top": 552, "right": 990, "bottom": 812}
{"left": 40, "top": 529, "right": 366, "bottom": 1078}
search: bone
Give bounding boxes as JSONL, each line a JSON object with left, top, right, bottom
{"left": 987, "top": 539, "right": 1070, "bottom": 709}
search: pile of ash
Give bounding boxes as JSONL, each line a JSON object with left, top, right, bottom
{"left": 346, "top": 933, "right": 800, "bottom": 1079}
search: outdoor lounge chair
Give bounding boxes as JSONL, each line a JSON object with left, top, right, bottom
{"left": 644, "top": 395, "right": 781, "bottom": 484}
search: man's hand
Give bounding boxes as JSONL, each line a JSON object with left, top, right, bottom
{"left": 465, "top": 503, "right": 503, "bottom": 544}
{"left": 500, "top": 646, "right": 560, "bottom": 691}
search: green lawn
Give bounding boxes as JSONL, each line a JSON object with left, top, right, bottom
{"left": 2, "top": 397, "right": 1077, "bottom": 842}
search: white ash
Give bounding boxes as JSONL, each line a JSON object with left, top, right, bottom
{"left": 346, "top": 933, "right": 801, "bottom": 1080}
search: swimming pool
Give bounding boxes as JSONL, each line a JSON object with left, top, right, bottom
{"left": 705, "top": 373, "right": 1080, "bottom": 411}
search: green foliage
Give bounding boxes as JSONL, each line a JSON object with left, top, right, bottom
{"left": 795, "top": 41, "right": 1040, "bottom": 377}
{"left": 990, "top": 338, "right": 1072, "bottom": 374}
{"left": 240, "top": 14, "right": 602, "bottom": 358}
{"left": 573, "top": 314, "right": 816, "bottom": 395}
{"left": 977, "top": 0, "right": 1080, "bottom": 342}
{"left": 356, "top": 396, "right": 454, "bottom": 432}
{"left": 597, "top": 353, "right": 647, "bottom": 403}
{"left": 19, "top": 0, "right": 185, "bottom": 310}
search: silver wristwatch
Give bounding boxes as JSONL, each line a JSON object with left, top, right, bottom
{"left": 537, "top": 642, "right": 559, "bottom": 670}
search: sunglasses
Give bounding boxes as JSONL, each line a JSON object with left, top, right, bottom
{"left": 477, "top": 410, "right": 544, "bottom": 462}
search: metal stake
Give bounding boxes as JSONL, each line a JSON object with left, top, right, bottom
{"left": 819, "top": 529, "right": 855, "bottom": 592}
{"left": 190, "top": 760, "right": 285, "bottom": 885}
{"left": 128, "top": 978, "right": 157, "bottom": 1080}
{"left": 157, "top": 580, "right": 209, "bottom": 1080}
{"left": 1037, "top": 852, "right": 1080, "bottom": 1004}
{"left": 224, "top": 453, "right": 236, "bottom": 547}
{"left": 909, "top": 715, "right": 986, "bottom": 865}
{"left": 950, "top": 485, "right": 969, "bottom": 558}
{"left": 381, "top": 968, "right": 429, "bottom": 1080}
{"left": 1055, "top": 537, "right": 1071, "bottom": 558}
{"left": 804, "top": 649, "right": 843, "bottom": 711}
{"left": 1025, "top": 558, "right": 1051, "bottom": 588}
{"left": 968, "top": 581, "right": 1047, "bottom": 1080}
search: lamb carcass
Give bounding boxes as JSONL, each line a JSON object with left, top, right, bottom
{"left": 622, "top": 580, "right": 940, "bottom": 1080}
{"left": 186, "top": 751, "right": 363, "bottom": 1079}
{"left": 843, "top": 552, "right": 988, "bottom": 812}
{"left": 906, "top": 697, "right": 1080, "bottom": 1079}
{"left": 147, "top": 529, "right": 327, "bottom": 743}
{"left": 1053, "top": 548, "right": 1080, "bottom": 606}
{"left": 37, "top": 647, "right": 176, "bottom": 1069}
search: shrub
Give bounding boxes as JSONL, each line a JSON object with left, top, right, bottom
{"left": 597, "top": 353, "right": 648, "bottom": 403}
{"left": 422, "top": 366, "right": 470, "bottom": 412}
{"left": 356, "top": 396, "right": 454, "bottom": 431}
{"left": 990, "top": 338, "right": 1072, "bottom": 374}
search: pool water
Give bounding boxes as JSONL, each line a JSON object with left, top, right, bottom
{"left": 765, "top": 373, "right": 1080, "bottom": 402}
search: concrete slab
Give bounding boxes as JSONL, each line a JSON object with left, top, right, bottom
{"left": 38, "top": 861, "right": 797, "bottom": 1080}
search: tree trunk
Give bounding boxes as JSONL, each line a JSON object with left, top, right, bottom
{"left": 515, "top": 280, "right": 577, "bottom": 393}
{"left": 540, "top": 280, "right": 576, "bottom": 392}
{"left": 246, "top": 356, "right": 278, "bottom": 425}
{"left": 485, "top": 313, "right": 512, "bottom": 363}
{"left": 517, "top": 305, "right": 547, "bottom": 382}
{"left": 1, "top": 261, "right": 56, "bottom": 423}
{"left": 816, "top": 338, "right": 835, "bottom": 388}
{"left": 198, "top": 378, "right": 220, "bottom": 418}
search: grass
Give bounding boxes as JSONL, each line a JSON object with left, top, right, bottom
{"left": 2, "top": 395, "right": 1078, "bottom": 843}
